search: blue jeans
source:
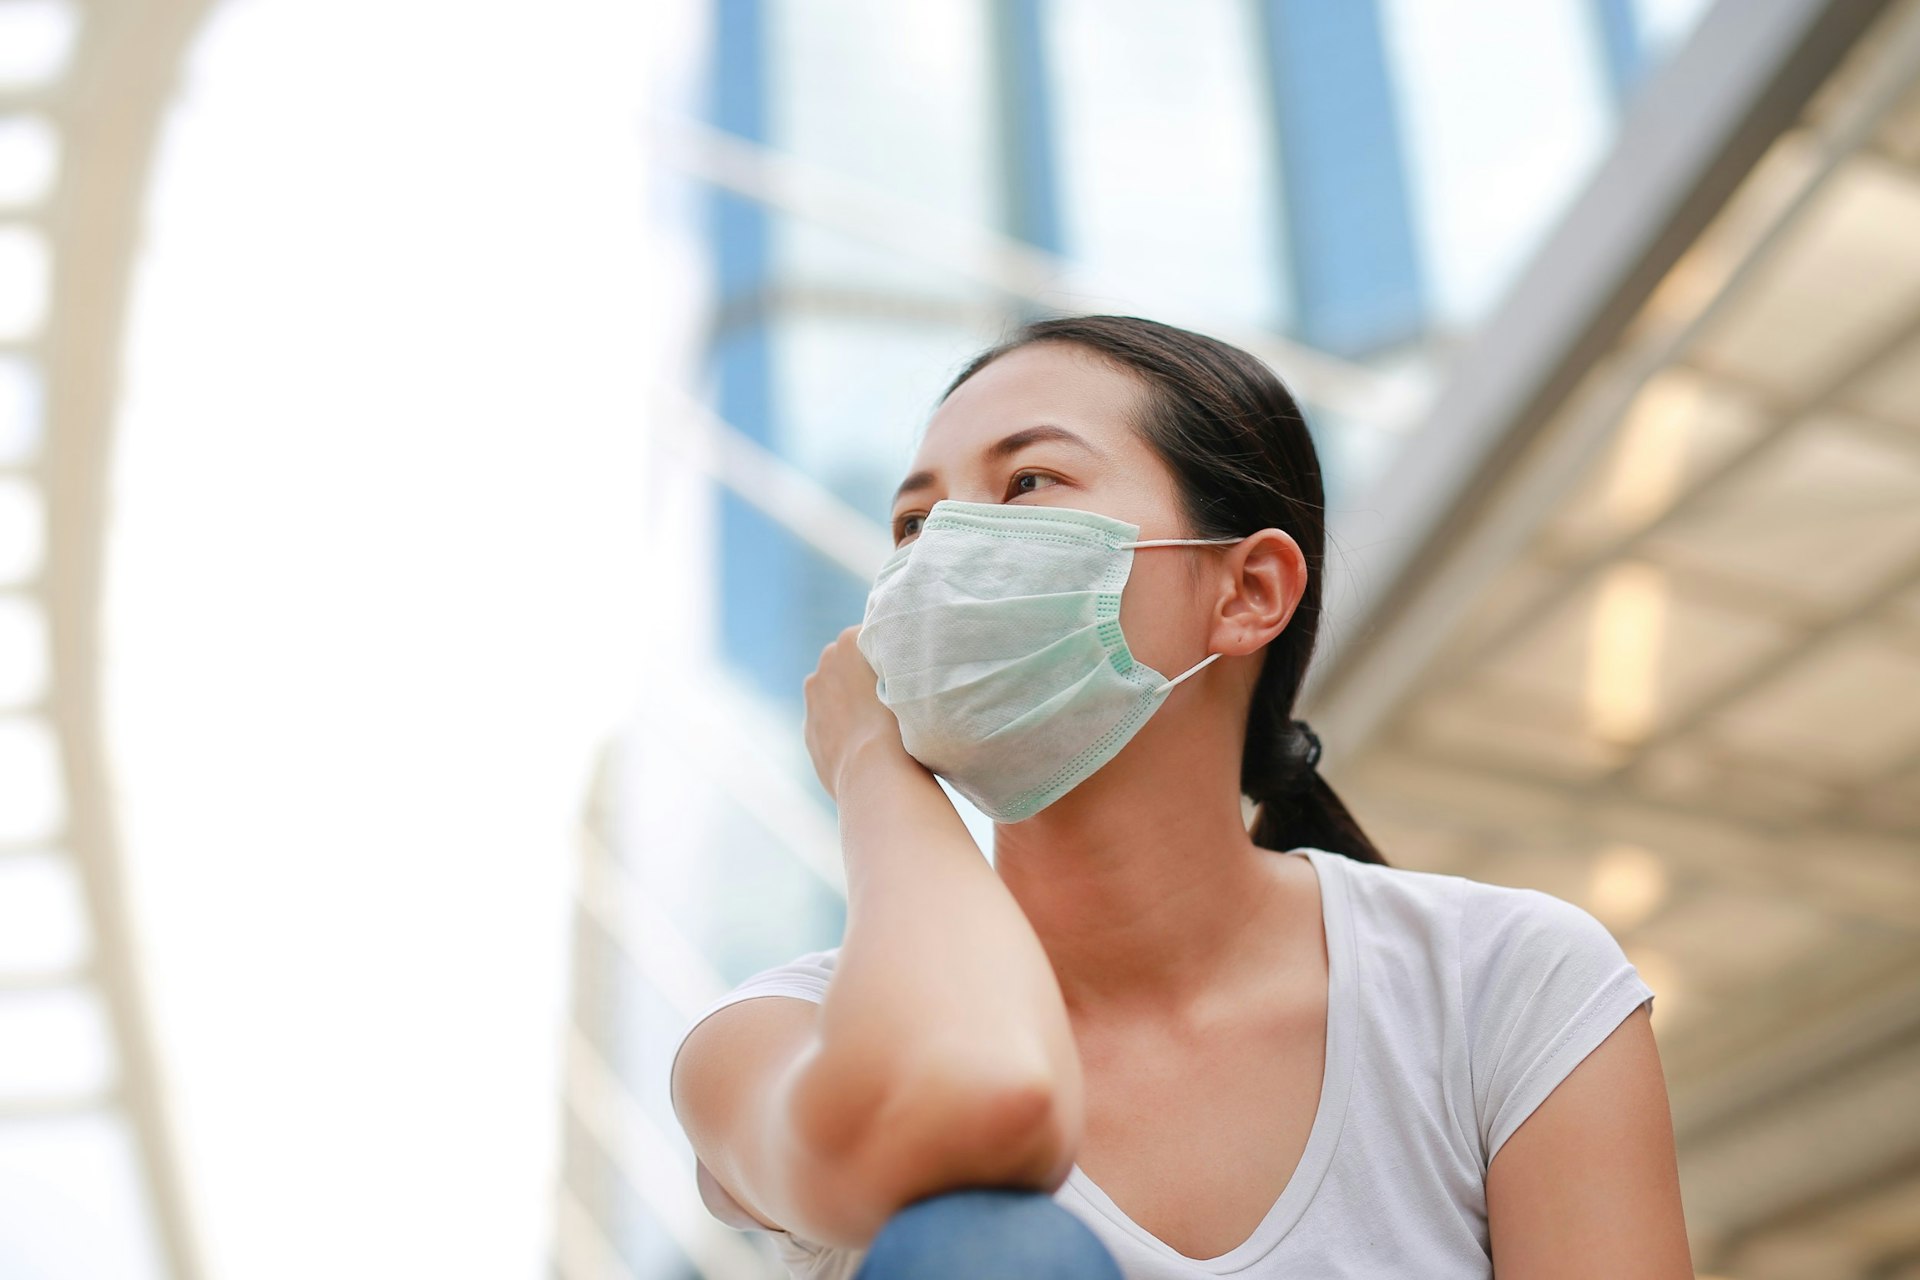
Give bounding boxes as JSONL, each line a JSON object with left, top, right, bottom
{"left": 852, "top": 1187, "right": 1125, "bottom": 1279}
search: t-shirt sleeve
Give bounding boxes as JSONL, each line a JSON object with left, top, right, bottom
{"left": 668, "top": 948, "right": 839, "bottom": 1232}
{"left": 1460, "top": 884, "right": 1655, "bottom": 1171}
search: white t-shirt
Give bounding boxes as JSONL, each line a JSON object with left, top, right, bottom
{"left": 667, "top": 846, "right": 1656, "bottom": 1279}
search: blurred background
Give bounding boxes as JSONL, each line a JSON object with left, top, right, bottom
{"left": 2, "top": 0, "right": 1917, "bottom": 1276}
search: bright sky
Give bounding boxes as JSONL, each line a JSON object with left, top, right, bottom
{"left": 102, "top": 0, "right": 698, "bottom": 1275}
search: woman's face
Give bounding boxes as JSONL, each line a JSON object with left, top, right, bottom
{"left": 889, "top": 341, "right": 1223, "bottom": 685}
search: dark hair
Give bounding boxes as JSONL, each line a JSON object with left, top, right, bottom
{"left": 938, "top": 314, "right": 1388, "bottom": 867}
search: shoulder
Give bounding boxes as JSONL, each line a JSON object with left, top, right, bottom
{"left": 668, "top": 946, "right": 843, "bottom": 1088}
{"left": 1317, "top": 848, "right": 1478, "bottom": 948}
{"left": 1335, "top": 851, "right": 1626, "bottom": 964}
{"left": 1324, "top": 853, "right": 1655, "bottom": 1166}
{"left": 735, "top": 945, "right": 841, "bottom": 993}
{"left": 1453, "top": 874, "right": 1639, "bottom": 994}
{"left": 1312, "top": 850, "right": 1631, "bottom": 979}
{"left": 1441, "top": 874, "right": 1655, "bottom": 1168}
{"left": 690, "top": 946, "right": 842, "bottom": 1023}
{"left": 1426, "top": 864, "right": 1646, "bottom": 1033}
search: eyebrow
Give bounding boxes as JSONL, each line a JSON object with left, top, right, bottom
{"left": 891, "top": 424, "right": 1106, "bottom": 505}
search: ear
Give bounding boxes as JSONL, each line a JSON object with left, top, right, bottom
{"left": 1212, "top": 529, "right": 1305, "bottom": 657}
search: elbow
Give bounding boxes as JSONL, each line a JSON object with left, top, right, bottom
{"left": 962, "top": 1075, "right": 1077, "bottom": 1188}
{"left": 784, "top": 1055, "right": 1076, "bottom": 1249}
{"left": 864, "top": 1049, "right": 1078, "bottom": 1189}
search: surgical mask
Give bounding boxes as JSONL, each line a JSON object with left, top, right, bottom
{"left": 856, "top": 498, "right": 1244, "bottom": 822}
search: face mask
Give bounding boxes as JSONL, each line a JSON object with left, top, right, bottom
{"left": 856, "top": 498, "right": 1245, "bottom": 822}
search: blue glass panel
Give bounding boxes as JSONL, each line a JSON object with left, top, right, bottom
{"left": 1257, "top": 0, "right": 1424, "bottom": 357}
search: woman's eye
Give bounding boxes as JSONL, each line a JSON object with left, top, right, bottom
{"left": 891, "top": 474, "right": 1052, "bottom": 543}
{"left": 1011, "top": 470, "right": 1059, "bottom": 496}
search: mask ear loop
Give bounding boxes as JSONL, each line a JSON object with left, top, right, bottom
{"left": 1116, "top": 535, "right": 1247, "bottom": 691}
{"left": 1160, "top": 649, "right": 1226, "bottom": 691}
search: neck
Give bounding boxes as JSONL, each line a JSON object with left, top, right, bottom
{"left": 989, "top": 689, "right": 1297, "bottom": 1021}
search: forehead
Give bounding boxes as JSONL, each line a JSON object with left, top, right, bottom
{"left": 913, "top": 342, "right": 1150, "bottom": 466}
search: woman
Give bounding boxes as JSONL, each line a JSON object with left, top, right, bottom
{"left": 669, "top": 316, "right": 1693, "bottom": 1279}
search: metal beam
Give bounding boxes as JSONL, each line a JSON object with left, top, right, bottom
{"left": 1307, "top": 0, "right": 1903, "bottom": 758}
{"left": 1345, "top": 748, "right": 1920, "bottom": 930}
{"left": 1593, "top": 522, "right": 1920, "bottom": 789}
{"left": 1401, "top": 305, "right": 1920, "bottom": 759}
{"left": 1682, "top": 1019, "right": 1920, "bottom": 1272}
{"left": 37, "top": 2, "right": 223, "bottom": 1278}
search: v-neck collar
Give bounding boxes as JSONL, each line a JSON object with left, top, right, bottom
{"left": 1062, "top": 846, "right": 1358, "bottom": 1273}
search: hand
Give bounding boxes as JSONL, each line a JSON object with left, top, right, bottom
{"left": 803, "top": 624, "right": 917, "bottom": 803}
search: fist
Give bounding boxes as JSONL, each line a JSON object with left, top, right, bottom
{"left": 802, "top": 624, "right": 912, "bottom": 801}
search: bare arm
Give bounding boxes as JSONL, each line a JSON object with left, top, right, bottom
{"left": 797, "top": 623, "right": 1083, "bottom": 1176}
{"left": 672, "top": 625, "right": 1084, "bottom": 1251}
{"left": 802, "top": 730, "right": 1085, "bottom": 1165}
{"left": 1486, "top": 1005, "right": 1695, "bottom": 1277}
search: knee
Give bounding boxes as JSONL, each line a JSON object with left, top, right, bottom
{"left": 855, "top": 1187, "right": 1123, "bottom": 1280}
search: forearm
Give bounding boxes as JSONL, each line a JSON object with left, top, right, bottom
{"left": 807, "top": 737, "right": 1084, "bottom": 1154}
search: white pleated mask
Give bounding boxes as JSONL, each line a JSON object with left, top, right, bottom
{"left": 856, "top": 498, "right": 1244, "bottom": 822}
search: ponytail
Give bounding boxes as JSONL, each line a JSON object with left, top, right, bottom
{"left": 1241, "top": 686, "right": 1386, "bottom": 866}
{"left": 1248, "top": 755, "right": 1388, "bottom": 867}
